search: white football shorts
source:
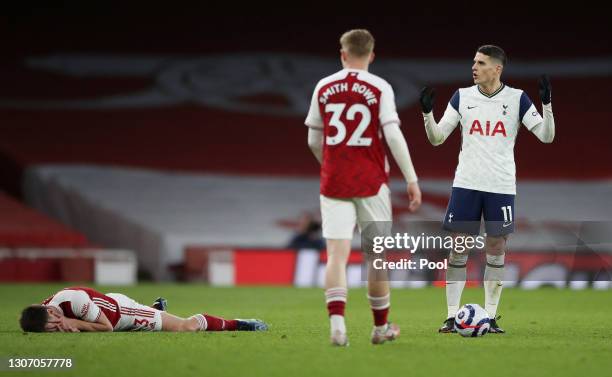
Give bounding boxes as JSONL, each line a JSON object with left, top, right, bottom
{"left": 320, "top": 183, "right": 392, "bottom": 239}
{"left": 106, "top": 293, "right": 163, "bottom": 331}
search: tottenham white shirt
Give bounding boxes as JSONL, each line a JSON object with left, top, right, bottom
{"left": 437, "top": 84, "right": 543, "bottom": 194}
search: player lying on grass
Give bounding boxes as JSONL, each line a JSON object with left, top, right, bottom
{"left": 19, "top": 286, "right": 268, "bottom": 333}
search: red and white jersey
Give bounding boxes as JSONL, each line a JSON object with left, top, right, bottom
{"left": 42, "top": 287, "right": 121, "bottom": 328}
{"left": 305, "top": 68, "right": 400, "bottom": 198}
{"left": 106, "top": 293, "right": 161, "bottom": 331}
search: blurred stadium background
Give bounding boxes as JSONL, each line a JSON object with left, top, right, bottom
{"left": 1, "top": 5, "right": 611, "bottom": 287}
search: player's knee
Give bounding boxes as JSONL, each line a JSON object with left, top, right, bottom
{"left": 448, "top": 250, "right": 468, "bottom": 267}
{"left": 486, "top": 236, "right": 507, "bottom": 255}
{"left": 184, "top": 323, "right": 199, "bottom": 332}
{"left": 180, "top": 319, "right": 200, "bottom": 332}
{"left": 326, "top": 241, "right": 351, "bottom": 264}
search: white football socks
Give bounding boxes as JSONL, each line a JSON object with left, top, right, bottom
{"left": 330, "top": 315, "right": 346, "bottom": 335}
{"left": 446, "top": 252, "right": 468, "bottom": 319}
{"left": 484, "top": 253, "right": 505, "bottom": 317}
{"left": 325, "top": 287, "right": 347, "bottom": 335}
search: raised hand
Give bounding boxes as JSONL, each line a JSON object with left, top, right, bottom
{"left": 419, "top": 86, "right": 436, "bottom": 114}
{"left": 538, "top": 75, "right": 551, "bottom": 105}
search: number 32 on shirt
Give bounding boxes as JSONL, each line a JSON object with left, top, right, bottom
{"left": 325, "top": 103, "right": 372, "bottom": 146}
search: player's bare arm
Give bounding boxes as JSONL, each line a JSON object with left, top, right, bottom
{"left": 63, "top": 313, "right": 113, "bottom": 332}
{"left": 45, "top": 306, "right": 113, "bottom": 332}
{"left": 44, "top": 308, "right": 79, "bottom": 332}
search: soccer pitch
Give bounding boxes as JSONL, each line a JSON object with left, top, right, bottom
{"left": 1, "top": 284, "right": 611, "bottom": 377}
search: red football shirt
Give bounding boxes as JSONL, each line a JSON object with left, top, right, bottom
{"left": 305, "top": 69, "right": 400, "bottom": 198}
{"left": 43, "top": 286, "right": 121, "bottom": 327}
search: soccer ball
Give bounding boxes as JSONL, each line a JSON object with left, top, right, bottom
{"left": 454, "top": 303, "right": 490, "bottom": 337}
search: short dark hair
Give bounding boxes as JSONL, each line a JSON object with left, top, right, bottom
{"left": 477, "top": 45, "right": 507, "bottom": 66}
{"left": 20, "top": 305, "right": 48, "bottom": 332}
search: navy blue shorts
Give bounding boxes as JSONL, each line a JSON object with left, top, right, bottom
{"left": 442, "top": 187, "right": 515, "bottom": 236}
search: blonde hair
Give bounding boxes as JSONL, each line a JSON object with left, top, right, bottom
{"left": 340, "top": 29, "right": 374, "bottom": 58}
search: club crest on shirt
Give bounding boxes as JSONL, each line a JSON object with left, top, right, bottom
{"left": 81, "top": 303, "right": 89, "bottom": 316}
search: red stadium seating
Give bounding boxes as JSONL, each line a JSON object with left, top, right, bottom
{"left": 0, "top": 191, "right": 88, "bottom": 248}
{"left": 0, "top": 15, "right": 609, "bottom": 283}
{"left": 0, "top": 192, "right": 93, "bottom": 282}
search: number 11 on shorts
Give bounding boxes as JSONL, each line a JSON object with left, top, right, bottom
{"left": 501, "top": 205, "right": 513, "bottom": 222}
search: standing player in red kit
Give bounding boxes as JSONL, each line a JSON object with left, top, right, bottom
{"left": 19, "top": 286, "right": 268, "bottom": 333}
{"left": 305, "top": 29, "right": 422, "bottom": 346}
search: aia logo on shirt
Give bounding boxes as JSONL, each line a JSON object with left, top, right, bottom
{"left": 469, "top": 120, "right": 507, "bottom": 137}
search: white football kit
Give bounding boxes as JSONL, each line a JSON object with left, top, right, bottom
{"left": 435, "top": 84, "right": 543, "bottom": 195}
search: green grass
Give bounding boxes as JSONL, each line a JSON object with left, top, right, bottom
{"left": 1, "top": 284, "right": 611, "bottom": 377}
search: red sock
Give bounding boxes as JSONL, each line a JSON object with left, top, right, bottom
{"left": 203, "top": 314, "right": 238, "bottom": 331}
{"left": 372, "top": 308, "right": 389, "bottom": 327}
{"left": 327, "top": 301, "right": 345, "bottom": 317}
